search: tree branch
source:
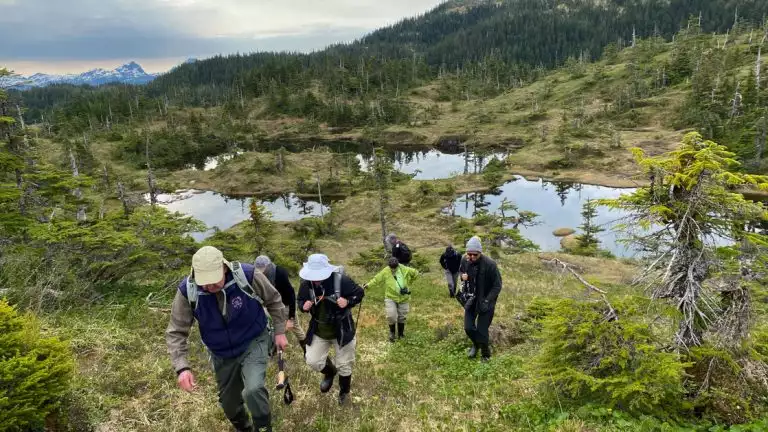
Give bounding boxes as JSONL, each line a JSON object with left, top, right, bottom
{"left": 540, "top": 257, "right": 618, "bottom": 321}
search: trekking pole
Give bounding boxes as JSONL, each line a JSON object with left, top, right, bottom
{"left": 357, "top": 284, "right": 368, "bottom": 323}
{"left": 275, "top": 350, "right": 294, "bottom": 405}
{"left": 356, "top": 296, "right": 364, "bottom": 324}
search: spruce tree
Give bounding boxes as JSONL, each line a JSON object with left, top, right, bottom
{"left": 578, "top": 198, "right": 604, "bottom": 251}
{"left": 603, "top": 132, "right": 768, "bottom": 348}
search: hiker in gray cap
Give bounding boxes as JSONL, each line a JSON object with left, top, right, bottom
{"left": 253, "top": 255, "right": 307, "bottom": 354}
{"left": 457, "top": 236, "right": 502, "bottom": 362}
{"left": 385, "top": 233, "right": 412, "bottom": 265}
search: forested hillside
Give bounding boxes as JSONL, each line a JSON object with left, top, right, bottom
{"left": 13, "top": 0, "right": 768, "bottom": 121}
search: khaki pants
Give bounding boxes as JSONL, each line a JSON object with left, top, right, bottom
{"left": 285, "top": 306, "right": 307, "bottom": 343}
{"left": 305, "top": 336, "right": 356, "bottom": 376}
{"left": 385, "top": 298, "right": 409, "bottom": 325}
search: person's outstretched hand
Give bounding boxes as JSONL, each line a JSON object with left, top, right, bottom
{"left": 178, "top": 370, "right": 196, "bottom": 393}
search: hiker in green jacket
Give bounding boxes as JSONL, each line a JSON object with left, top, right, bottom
{"left": 364, "top": 257, "right": 420, "bottom": 342}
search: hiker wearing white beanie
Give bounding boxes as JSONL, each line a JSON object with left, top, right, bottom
{"left": 457, "top": 236, "right": 502, "bottom": 362}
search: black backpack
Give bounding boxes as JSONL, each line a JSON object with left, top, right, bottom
{"left": 395, "top": 243, "right": 412, "bottom": 264}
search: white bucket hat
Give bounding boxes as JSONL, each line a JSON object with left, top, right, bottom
{"left": 299, "top": 253, "right": 337, "bottom": 281}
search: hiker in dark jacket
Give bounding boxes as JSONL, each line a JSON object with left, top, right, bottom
{"left": 166, "top": 246, "right": 287, "bottom": 432}
{"left": 297, "top": 254, "right": 365, "bottom": 404}
{"left": 385, "top": 233, "right": 412, "bottom": 265}
{"left": 458, "top": 236, "right": 502, "bottom": 362}
{"left": 439, "top": 245, "right": 462, "bottom": 297}
{"left": 254, "top": 255, "right": 307, "bottom": 354}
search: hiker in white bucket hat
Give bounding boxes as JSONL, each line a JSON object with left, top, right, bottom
{"left": 297, "top": 254, "right": 365, "bottom": 404}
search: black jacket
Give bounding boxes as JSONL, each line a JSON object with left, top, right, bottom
{"left": 440, "top": 247, "right": 462, "bottom": 273}
{"left": 274, "top": 266, "right": 296, "bottom": 319}
{"left": 459, "top": 254, "right": 502, "bottom": 309}
{"left": 297, "top": 274, "right": 365, "bottom": 347}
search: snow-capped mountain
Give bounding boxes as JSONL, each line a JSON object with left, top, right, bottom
{"left": 0, "top": 61, "right": 158, "bottom": 89}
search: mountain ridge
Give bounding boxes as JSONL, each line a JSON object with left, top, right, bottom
{"left": 0, "top": 61, "right": 158, "bottom": 89}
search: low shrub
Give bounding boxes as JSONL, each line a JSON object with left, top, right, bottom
{"left": 534, "top": 299, "right": 690, "bottom": 419}
{"left": 0, "top": 300, "right": 74, "bottom": 431}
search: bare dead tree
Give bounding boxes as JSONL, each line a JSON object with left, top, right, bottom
{"left": 69, "top": 148, "right": 86, "bottom": 222}
{"left": 315, "top": 172, "right": 324, "bottom": 219}
{"left": 145, "top": 133, "right": 157, "bottom": 206}
{"left": 730, "top": 82, "right": 743, "bottom": 119}
{"left": 632, "top": 26, "right": 637, "bottom": 48}
{"left": 117, "top": 182, "right": 131, "bottom": 216}
{"left": 275, "top": 150, "right": 284, "bottom": 173}
{"left": 541, "top": 257, "right": 618, "bottom": 321}
{"left": 757, "top": 32, "right": 767, "bottom": 93}
{"left": 102, "top": 164, "right": 110, "bottom": 190}
{"left": 15, "top": 104, "right": 25, "bottom": 130}
{"left": 755, "top": 116, "right": 767, "bottom": 162}
{"left": 371, "top": 147, "right": 391, "bottom": 249}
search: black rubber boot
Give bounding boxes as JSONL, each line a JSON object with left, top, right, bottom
{"left": 299, "top": 338, "right": 307, "bottom": 358}
{"left": 389, "top": 324, "right": 396, "bottom": 342}
{"left": 230, "top": 410, "right": 253, "bottom": 432}
{"left": 480, "top": 343, "right": 491, "bottom": 362}
{"left": 252, "top": 414, "right": 272, "bottom": 432}
{"left": 397, "top": 322, "right": 405, "bottom": 339}
{"left": 467, "top": 343, "right": 478, "bottom": 359}
{"left": 319, "top": 362, "right": 337, "bottom": 393}
{"left": 338, "top": 375, "right": 351, "bottom": 405}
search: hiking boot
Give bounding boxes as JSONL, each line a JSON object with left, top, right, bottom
{"left": 467, "top": 343, "right": 478, "bottom": 359}
{"left": 389, "top": 324, "right": 396, "bottom": 343}
{"left": 397, "top": 323, "right": 405, "bottom": 339}
{"left": 480, "top": 343, "right": 491, "bottom": 362}
{"left": 338, "top": 375, "right": 351, "bottom": 405}
{"left": 319, "top": 362, "right": 337, "bottom": 393}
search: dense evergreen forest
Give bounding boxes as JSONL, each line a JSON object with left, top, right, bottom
{"left": 11, "top": 0, "right": 768, "bottom": 128}
{"left": 7, "top": 0, "right": 768, "bottom": 179}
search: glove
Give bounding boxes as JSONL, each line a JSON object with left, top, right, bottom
{"left": 478, "top": 299, "right": 491, "bottom": 314}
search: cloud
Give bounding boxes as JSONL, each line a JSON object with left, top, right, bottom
{"left": 0, "top": 0, "right": 445, "bottom": 61}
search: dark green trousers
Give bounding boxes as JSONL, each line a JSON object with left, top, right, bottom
{"left": 210, "top": 329, "right": 271, "bottom": 430}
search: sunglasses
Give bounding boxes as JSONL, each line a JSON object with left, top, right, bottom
{"left": 467, "top": 253, "right": 480, "bottom": 257}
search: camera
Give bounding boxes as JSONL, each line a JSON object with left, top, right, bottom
{"left": 399, "top": 287, "right": 411, "bottom": 295}
{"left": 456, "top": 290, "right": 474, "bottom": 307}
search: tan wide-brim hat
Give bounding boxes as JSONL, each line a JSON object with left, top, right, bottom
{"left": 192, "top": 246, "right": 229, "bottom": 285}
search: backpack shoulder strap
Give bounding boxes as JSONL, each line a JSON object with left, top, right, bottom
{"left": 230, "top": 261, "right": 264, "bottom": 305}
{"left": 185, "top": 273, "right": 200, "bottom": 312}
{"left": 333, "top": 266, "right": 344, "bottom": 298}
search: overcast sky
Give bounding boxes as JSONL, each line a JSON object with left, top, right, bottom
{"left": 0, "top": 0, "right": 445, "bottom": 75}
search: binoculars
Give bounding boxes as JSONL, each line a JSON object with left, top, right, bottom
{"left": 399, "top": 287, "right": 411, "bottom": 295}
